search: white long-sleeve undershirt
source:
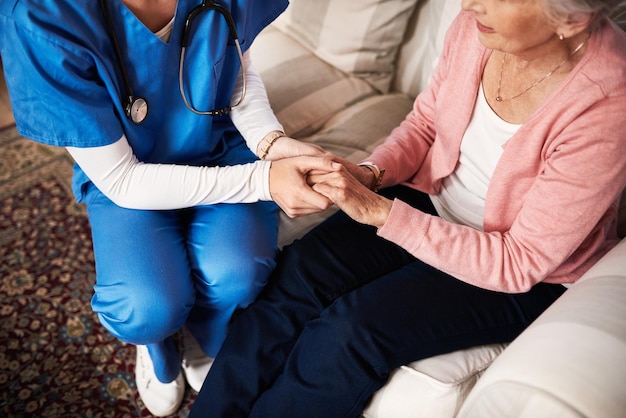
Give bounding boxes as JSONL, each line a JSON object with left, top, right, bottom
{"left": 230, "top": 52, "right": 285, "bottom": 153}
{"left": 67, "top": 51, "right": 283, "bottom": 210}
{"left": 68, "top": 135, "right": 272, "bottom": 209}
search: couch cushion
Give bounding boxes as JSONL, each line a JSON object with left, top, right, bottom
{"left": 271, "top": 0, "right": 420, "bottom": 94}
{"left": 363, "top": 344, "right": 508, "bottom": 418}
{"left": 250, "top": 26, "right": 377, "bottom": 138}
{"left": 301, "top": 93, "right": 415, "bottom": 161}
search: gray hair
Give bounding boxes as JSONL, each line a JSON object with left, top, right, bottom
{"left": 543, "top": 0, "right": 624, "bottom": 29}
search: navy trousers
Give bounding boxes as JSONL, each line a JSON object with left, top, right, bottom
{"left": 190, "top": 186, "right": 566, "bottom": 418}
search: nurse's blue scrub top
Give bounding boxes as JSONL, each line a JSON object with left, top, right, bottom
{"left": 0, "top": 0, "right": 288, "bottom": 201}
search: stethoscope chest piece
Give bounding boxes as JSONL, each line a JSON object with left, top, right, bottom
{"left": 126, "top": 96, "right": 149, "bottom": 125}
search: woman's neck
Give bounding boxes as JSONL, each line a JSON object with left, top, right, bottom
{"left": 122, "top": 0, "right": 177, "bottom": 32}
{"left": 505, "top": 31, "right": 590, "bottom": 74}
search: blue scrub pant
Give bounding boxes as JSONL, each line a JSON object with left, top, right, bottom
{"left": 83, "top": 183, "right": 279, "bottom": 383}
{"left": 191, "top": 186, "right": 566, "bottom": 417}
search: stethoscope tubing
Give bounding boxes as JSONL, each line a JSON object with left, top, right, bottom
{"left": 179, "top": 0, "right": 247, "bottom": 116}
{"left": 99, "top": 0, "right": 149, "bottom": 124}
{"left": 99, "top": 0, "right": 245, "bottom": 123}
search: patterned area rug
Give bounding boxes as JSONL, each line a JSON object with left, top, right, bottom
{"left": 0, "top": 127, "right": 196, "bottom": 417}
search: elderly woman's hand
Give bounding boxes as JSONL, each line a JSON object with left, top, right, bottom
{"left": 310, "top": 163, "right": 393, "bottom": 228}
{"left": 326, "top": 156, "right": 378, "bottom": 189}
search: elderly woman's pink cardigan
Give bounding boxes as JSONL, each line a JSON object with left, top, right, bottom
{"left": 370, "top": 11, "right": 626, "bottom": 292}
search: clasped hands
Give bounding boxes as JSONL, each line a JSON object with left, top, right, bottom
{"left": 266, "top": 136, "right": 392, "bottom": 228}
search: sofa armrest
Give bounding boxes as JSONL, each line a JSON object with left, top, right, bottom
{"left": 457, "top": 238, "right": 626, "bottom": 418}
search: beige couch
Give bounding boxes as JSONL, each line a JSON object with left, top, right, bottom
{"left": 250, "top": 0, "right": 626, "bottom": 416}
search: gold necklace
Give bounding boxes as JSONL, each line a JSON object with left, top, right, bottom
{"left": 495, "top": 36, "right": 589, "bottom": 102}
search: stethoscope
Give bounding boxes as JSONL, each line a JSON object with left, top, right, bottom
{"left": 99, "top": 0, "right": 246, "bottom": 124}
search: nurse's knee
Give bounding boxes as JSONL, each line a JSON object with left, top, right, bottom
{"left": 93, "top": 281, "right": 192, "bottom": 345}
{"left": 204, "top": 257, "right": 274, "bottom": 308}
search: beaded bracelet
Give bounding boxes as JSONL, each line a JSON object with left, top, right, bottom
{"left": 259, "top": 131, "right": 285, "bottom": 160}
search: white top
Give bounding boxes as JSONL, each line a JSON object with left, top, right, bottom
{"left": 153, "top": 18, "right": 175, "bottom": 41}
{"left": 66, "top": 22, "right": 283, "bottom": 210}
{"left": 430, "top": 84, "right": 521, "bottom": 230}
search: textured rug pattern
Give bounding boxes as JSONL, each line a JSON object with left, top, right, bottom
{"left": 0, "top": 127, "right": 196, "bottom": 417}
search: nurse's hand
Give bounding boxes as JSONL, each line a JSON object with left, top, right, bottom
{"left": 261, "top": 136, "right": 326, "bottom": 160}
{"left": 269, "top": 155, "right": 340, "bottom": 218}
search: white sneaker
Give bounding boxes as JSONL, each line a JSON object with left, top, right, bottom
{"left": 180, "top": 327, "right": 214, "bottom": 392}
{"left": 135, "top": 345, "right": 185, "bottom": 417}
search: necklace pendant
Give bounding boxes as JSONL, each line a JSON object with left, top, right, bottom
{"left": 496, "top": 96, "right": 503, "bottom": 102}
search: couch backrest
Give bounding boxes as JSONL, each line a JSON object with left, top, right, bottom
{"left": 616, "top": 166, "right": 625, "bottom": 237}
{"left": 598, "top": 1, "right": 625, "bottom": 236}
{"left": 392, "top": 0, "right": 461, "bottom": 97}
{"left": 611, "top": 1, "right": 626, "bottom": 30}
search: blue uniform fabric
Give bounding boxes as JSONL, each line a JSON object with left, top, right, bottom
{"left": 83, "top": 182, "right": 279, "bottom": 382}
{"left": 0, "top": 0, "right": 288, "bottom": 199}
{"left": 1, "top": 0, "right": 287, "bottom": 383}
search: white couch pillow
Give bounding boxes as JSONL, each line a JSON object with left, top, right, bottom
{"left": 272, "top": 0, "right": 420, "bottom": 93}
{"left": 458, "top": 259, "right": 626, "bottom": 418}
{"left": 250, "top": 26, "right": 376, "bottom": 137}
{"left": 393, "top": 0, "right": 461, "bottom": 97}
{"left": 363, "top": 344, "right": 507, "bottom": 418}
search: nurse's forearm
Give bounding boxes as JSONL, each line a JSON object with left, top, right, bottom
{"left": 66, "top": 135, "right": 271, "bottom": 209}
